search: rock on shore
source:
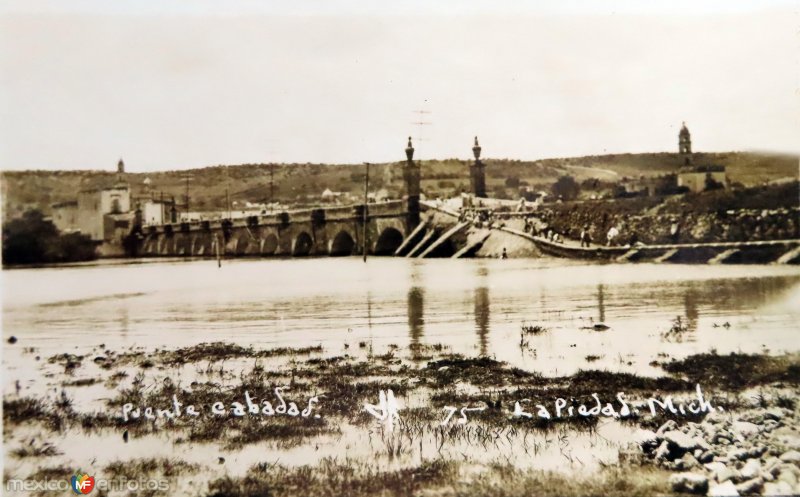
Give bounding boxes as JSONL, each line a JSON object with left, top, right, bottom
{"left": 634, "top": 398, "right": 800, "bottom": 496}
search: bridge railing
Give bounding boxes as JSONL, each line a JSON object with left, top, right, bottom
{"left": 140, "top": 200, "right": 407, "bottom": 234}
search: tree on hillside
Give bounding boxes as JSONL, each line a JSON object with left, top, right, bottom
{"left": 493, "top": 185, "right": 510, "bottom": 199}
{"left": 704, "top": 175, "right": 725, "bottom": 192}
{"left": 551, "top": 175, "right": 580, "bottom": 201}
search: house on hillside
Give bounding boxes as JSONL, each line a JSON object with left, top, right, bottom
{"left": 678, "top": 165, "right": 728, "bottom": 193}
{"left": 321, "top": 188, "right": 343, "bottom": 203}
{"left": 51, "top": 200, "right": 79, "bottom": 233}
{"left": 621, "top": 174, "right": 684, "bottom": 197}
{"left": 140, "top": 197, "right": 176, "bottom": 225}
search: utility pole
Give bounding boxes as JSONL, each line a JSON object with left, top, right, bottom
{"left": 185, "top": 176, "right": 189, "bottom": 213}
{"left": 262, "top": 139, "right": 279, "bottom": 209}
{"left": 269, "top": 163, "right": 275, "bottom": 207}
{"left": 182, "top": 174, "right": 192, "bottom": 214}
{"left": 363, "top": 162, "right": 370, "bottom": 262}
{"left": 225, "top": 165, "right": 232, "bottom": 218}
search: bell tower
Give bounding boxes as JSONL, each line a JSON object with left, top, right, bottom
{"left": 679, "top": 122, "right": 692, "bottom": 166}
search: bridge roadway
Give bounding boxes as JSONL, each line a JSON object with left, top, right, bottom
{"left": 132, "top": 200, "right": 415, "bottom": 257}
{"left": 513, "top": 230, "right": 800, "bottom": 264}
{"left": 422, "top": 201, "right": 800, "bottom": 264}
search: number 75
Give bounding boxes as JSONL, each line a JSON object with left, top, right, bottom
{"left": 441, "top": 405, "right": 487, "bottom": 425}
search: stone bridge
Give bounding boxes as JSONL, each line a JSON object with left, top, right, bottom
{"left": 129, "top": 200, "right": 416, "bottom": 257}
{"left": 123, "top": 137, "right": 505, "bottom": 259}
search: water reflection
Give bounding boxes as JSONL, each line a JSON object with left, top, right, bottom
{"left": 118, "top": 305, "right": 130, "bottom": 337}
{"left": 684, "top": 290, "right": 699, "bottom": 332}
{"left": 407, "top": 287, "right": 424, "bottom": 348}
{"left": 366, "top": 291, "right": 373, "bottom": 333}
{"left": 597, "top": 284, "right": 606, "bottom": 323}
{"left": 2, "top": 259, "right": 799, "bottom": 377}
{"left": 474, "top": 287, "right": 490, "bottom": 357}
{"left": 471, "top": 265, "right": 492, "bottom": 356}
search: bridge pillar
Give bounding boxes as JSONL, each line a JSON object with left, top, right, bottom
{"left": 470, "top": 136, "right": 487, "bottom": 198}
{"left": 403, "top": 137, "right": 421, "bottom": 230}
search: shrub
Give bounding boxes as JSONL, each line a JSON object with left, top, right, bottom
{"left": 2, "top": 210, "right": 96, "bottom": 265}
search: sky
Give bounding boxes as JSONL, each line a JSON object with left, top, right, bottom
{"left": 0, "top": 0, "right": 798, "bottom": 171}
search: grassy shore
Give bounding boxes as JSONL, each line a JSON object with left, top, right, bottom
{"left": 4, "top": 339, "right": 799, "bottom": 496}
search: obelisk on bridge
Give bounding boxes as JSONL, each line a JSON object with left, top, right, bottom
{"left": 403, "top": 136, "right": 422, "bottom": 229}
{"left": 470, "top": 136, "right": 487, "bottom": 198}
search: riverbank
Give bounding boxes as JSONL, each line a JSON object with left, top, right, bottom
{"left": 4, "top": 338, "right": 799, "bottom": 496}
{"left": 528, "top": 182, "right": 799, "bottom": 247}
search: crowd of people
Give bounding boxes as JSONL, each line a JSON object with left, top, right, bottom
{"left": 520, "top": 215, "right": 626, "bottom": 247}
{"left": 455, "top": 194, "right": 797, "bottom": 250}
{"left": 532, "top": 204, "right": 799, "bottom": 246}
{"left": 458, "top": 207, "right": 503, "bottom": 230}
{"left": 522, "top": 217, "right": 567, "bottom": 244}
{"left": 443, "top": 182, "right": 798, "bottom": 251}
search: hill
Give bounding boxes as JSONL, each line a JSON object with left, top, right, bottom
{"left": 2, "top": 151, "right": 796, "bottom": 220}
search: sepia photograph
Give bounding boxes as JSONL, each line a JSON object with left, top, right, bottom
{"left": 1, "top": 1, "right": 799, "bottom": 496}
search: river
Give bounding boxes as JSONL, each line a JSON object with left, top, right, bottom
{"left": 3, "top": 257, "right": 800, "bottom": 486}
{"left": 4, "top": 257, "right": 799, "bottom": 378}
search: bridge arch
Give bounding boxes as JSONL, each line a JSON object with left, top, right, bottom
{"left": 211, "top": 236, "right": 222, "bottom": 258}
{"left": 144, "top": 235, "right": 156, "bottom": 255}
{"left": 166, "top": 236, "right": 177, "bottom": 255}
{"left": 158, "top": 236, "right": 169, "bottom": 255}
{"left": 191, "top": 236, "right": 205, "bottom": 256}
{"left": 292, "top": 232, "right": 314, "bottom": 256}
{"left": 235, "top": 234, "right": 251, "bottom": 255}
{"left": 176, "top": 233, "right": 189, "bottom": 255}
{"left": 330, "top": 230, "right": 355, "bottom": 256}
{"left": 374, "top": 227, "right": 404, "bottom": 255}
{"left": 261, "top": 233, "right": 279, "bottom": 255}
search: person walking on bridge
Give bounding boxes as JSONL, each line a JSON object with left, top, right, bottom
{"left": 607, "top": 226, "right": 619, "bottom": 246}
{"left": 580, "top": 225, "right": 591, "bottom": 247}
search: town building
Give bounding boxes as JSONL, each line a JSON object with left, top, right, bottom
{"left": 51, "top": 200, "right": 79, "bottom": 233}
{"left": 622, "top": 176, "right": 662, "bottom": 196}
{"left": 50, "top": 159, "right": 134, "bottom": 242}
{"left": 321, "top": 188, "right": 343, "bottom": 203}
{"left": 76, "top": 183, "right": 132, "bottom": 240}
{"left": 141, "top": 198, "right": 176, "bottom": 225}
{"left": 678, "top": 165, "right": 728, "bottom": 193}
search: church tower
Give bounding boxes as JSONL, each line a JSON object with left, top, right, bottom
{"left": 678, "top": 122, "right": 692, "bottom": 166}
{"left": 113, "top": 157, "right": 128, "bottom": 188}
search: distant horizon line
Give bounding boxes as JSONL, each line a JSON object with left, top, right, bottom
{"left": 3, "top": 148, "right": 798, "bottom": 174}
